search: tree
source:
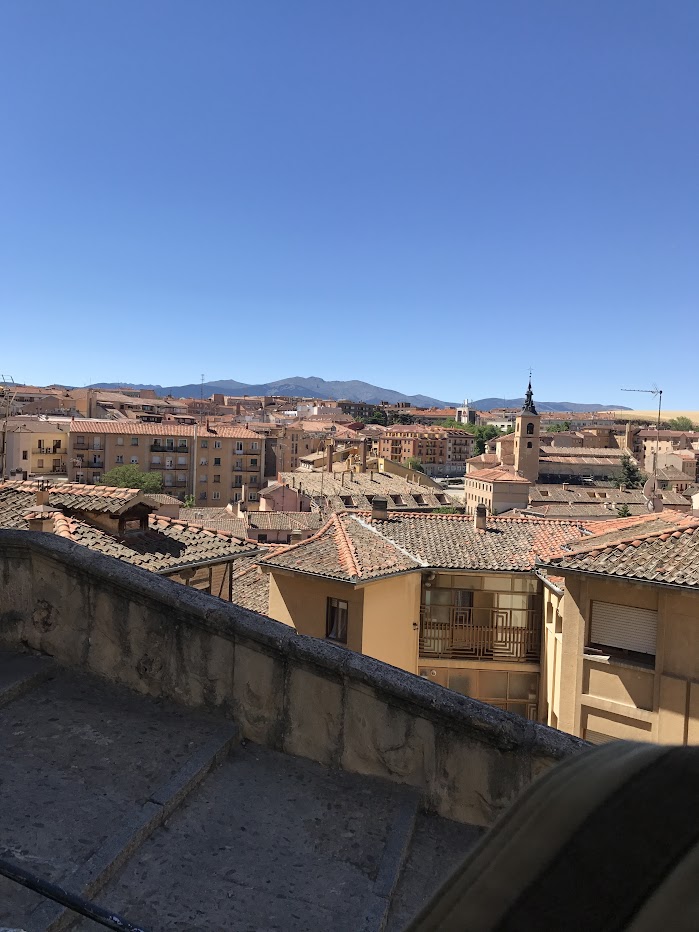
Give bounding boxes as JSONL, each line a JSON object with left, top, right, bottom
{"left": 474, "top": 425, "right": 500, "bottom": 455}
{"left": 183, "top": 494, "right": 196, "bottom": 508}
{"left": 100, "top": 464, "right": 163, "bottom": 493}
{"left": 405, "top": 456, "right": 425, "bottom": 473}
{"left": 546, "top": 421, "right": 571, "bottom": 432}
{"left": 617, "top": 504, "right": 631, "bottom": 518}
{"left": 615, "top": 454, "right": 644, "bottom": 490}
{"left": 395, "top": 413, "right": 415, "bottom": 425}
{"left": 667, "top": 416, "right": 696, "bottom": 431}
{"left": 433, "top": 505, "right": 464, "bottom": 514}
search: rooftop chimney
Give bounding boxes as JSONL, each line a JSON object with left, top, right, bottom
{"left": 360, "top": 439, "right": 367, "bottom": 473}
{"left": 326, "top": 440, "right": 334, "bottom": 473}
{"left": 371, "top": 497, "right": 388, "bottom": 521}
{"left": 289, "top": 530, "right": 304, "bottom": 544}
{"left": 474, "top": 503, "right": 487, "bottom": 531}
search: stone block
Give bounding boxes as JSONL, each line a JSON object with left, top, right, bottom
{"left": 283, "top": 666, "right": 343, "bottom": 766}
{"left": 342, "top": 682, "right": 435, "bottom": 788}
{"left": 232, "top": 641, "right": 284, "bottom": 744}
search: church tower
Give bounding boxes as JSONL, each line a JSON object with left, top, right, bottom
{"left": 513, "top": 381, "right": 541, "bottom": 482}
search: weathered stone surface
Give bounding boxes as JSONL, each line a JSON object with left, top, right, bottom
{"left": 284, "top": 665, "right": 343, "bottom": 765}
{"left": 343, "top": 682, "right": 436, "bottom": 787}
{"left": 232, "top": 641, "right": 284, "bottom": 744}
{"left": 0, "top": 530, "right": 585, "bottom": 826}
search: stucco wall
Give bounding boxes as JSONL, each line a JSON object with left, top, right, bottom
{"left": 361, "top": 574, "right": 421, "bottom": 673}
{"left": 554, "top": 573, "right": 699, "bottom": 745}
{"left": 0, "top": 530, "right": 585, "bottom": 827}
{"left": 267, "top": 571, "right": 364, "bottom": 651}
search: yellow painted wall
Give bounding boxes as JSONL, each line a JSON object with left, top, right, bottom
{"left": 551, "top": 572, "right": 699, "bottom": 745}
{"left": 267, "top": 571, "right": 363, "bottom": 646}
{"left": 361, "top": 574, "right": 421, "bottom": 673}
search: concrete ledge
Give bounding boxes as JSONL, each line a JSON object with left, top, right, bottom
{"left": 0, "top": 530, "right": 586, "bottom": 826}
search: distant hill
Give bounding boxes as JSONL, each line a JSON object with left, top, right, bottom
{"left": 89, "top": 376, "right": 452, "bottom": 407}
{"left": 470, "top": 398, "right": 630, "bottom": 413}
{"left": 86, "top": 379, "right": 628, "bottom": 412}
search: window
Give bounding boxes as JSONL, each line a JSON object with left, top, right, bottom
{"left": 589, "top": 601, "right": 657, "bottom": 663}
{"left": 214, "top": 440, "right": 222, "bottom": 449}
{"left": 212, "top": 491, "right": 221, "bottom": 500}
{"left": 527, "top": 441, "right": 533, "bottom": 448}
{"left": 131, "top": 456, "right": 139, "bottom": 464}
{"left": 116, "top": 455, "right": 124, "bottom": 464}
{"left": 236, "top": 442, "right": 243, "bottom": 453}
{"left": 258, "top": 533, "right": 268, "bottom": 543}
{"left": 152, "top": 456, "right": 161, "bottom": 464}
{"left": 326, "top": 598, "right": 348, "bottom": 643}
{"left": 116, "top": 437, "right": 124, "bottom": 446}
{"left": 201, "top": 440, "right": 208, "bottom": 448}
{"left": 199, "top": 491, "right": 207, "bottom": 500}
{"left": 22, "top": 451, "right": 28, "bottom": 460}
{"left": 250, "top": 458, "right": 258, "bottom": 466}
{"left": 37, "top": 459, "right": 44, "bottom": 468}
{"left": 214, "top": 457, "right": 221, "bottom": 466}
{"left": 248, "top": 491, "right": 258, "bottom": 501}
{"left": 526, "top": 423, "right": 534, "bottom": 435}
{"left": 213, "top": 474, "right": 221, "bottom": 483}
{"left": 131, "top": 437, "right": 139, "bottom": 446}
{"left": 200, "top": 474, "right": 207, "bottom": 483}
{"left": 200, "top": 458, "right": 208, "bottom": 466}
{"left": 177, "top": 456, "right": 186, "bottom": 466}
{"left": 252, "top": 442, "right": 258, "bottom": 450}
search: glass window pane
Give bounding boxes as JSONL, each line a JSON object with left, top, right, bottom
{"left": 508, "top": 672, "right": 539, "bottom": 701}
{"left": 478, "top": 671, "right": 508, "bottom": 699}
{"left": 483, "top": 576, "right": 512, "bottom": 591}
{"left": 447, "top": 671, "right": 477, "bottom": 697}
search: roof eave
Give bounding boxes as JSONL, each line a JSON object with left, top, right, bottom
{"left": 534, "top": 560, "right": 699, "bottom": 593}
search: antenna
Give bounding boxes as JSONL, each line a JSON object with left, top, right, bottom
{"left": 620, "top": 385, "right": 663, "bottom": 502}
{"left": 0, "top": 374, "right": 18, "bottom": 480}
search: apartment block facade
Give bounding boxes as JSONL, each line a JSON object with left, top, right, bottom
{"left": 67, "top": 421, "right": 264, "bottom": 504}
{"left": 378, "top": 426, "right": 475, "bottom": 476}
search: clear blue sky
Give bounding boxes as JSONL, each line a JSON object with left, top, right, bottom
{"left": 1, "top": 1, "right": 697, "bottom": 406}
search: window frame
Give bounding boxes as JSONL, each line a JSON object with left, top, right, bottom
{"left": 326, "top": 597, "right": 348, "bottom": 644}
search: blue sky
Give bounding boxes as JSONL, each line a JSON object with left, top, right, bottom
{"left": 1, "top": 1, "right": 697, "bottom": 406}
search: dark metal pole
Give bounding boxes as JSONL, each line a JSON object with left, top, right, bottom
{"left": 0, "top": 857, "right": 150, "bottom": 932}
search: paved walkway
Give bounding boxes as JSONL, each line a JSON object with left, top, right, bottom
{"left": 0, "top": 651, "right": 482, "bottom": 931}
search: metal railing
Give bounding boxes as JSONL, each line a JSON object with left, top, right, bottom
{"left": 419, "top": 607, "right": 540, "bottom": 662}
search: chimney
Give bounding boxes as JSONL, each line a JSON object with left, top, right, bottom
{"left": 326, "top": 440, "right": 334, "bottom": 472}
{"left": 289, "top": 530, "right": 304, "bottom": 544}
{"left": 360, "top": 439, "right": 367, "bottom": 473}
{"left": 371, "top": 497, "right": 388, "bottom": 521}
{"left": 562, "top": 483, "right": 568, "bottom": 492}
{"left": 474, "top": 503, "right": 487, "bottom": 531}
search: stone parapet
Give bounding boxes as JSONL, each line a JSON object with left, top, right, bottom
{"left": 0, "top": 530, "right": 585, "bottom": 825}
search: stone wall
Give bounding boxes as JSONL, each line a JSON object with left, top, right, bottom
{"left": 0, "top": 530, "right": 586, "bottom": 826}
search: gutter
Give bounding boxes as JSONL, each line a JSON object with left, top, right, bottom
{"left": 535, "top": 570, "right": 564, "bottom": 597}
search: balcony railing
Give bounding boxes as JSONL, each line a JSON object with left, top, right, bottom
{"left": 34, "top": 447, "right": 67, "bottom": 455}
{"left": 151, "top": 443, "right": 188, "bottom": 453}
{"left": 419, "top": 607, "right": 540, "bottom": 662}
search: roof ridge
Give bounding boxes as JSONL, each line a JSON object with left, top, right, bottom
{"left": 349, "top": 514, "right": 426, "bottom": 568}
{"left": 332, "top": 513, "right": 361, "bottom": 578}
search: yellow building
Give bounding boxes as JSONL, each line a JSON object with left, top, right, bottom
{"left": 257, "top": 502, "right": 589, "bottom": 719}
{"left": 539, "top": 511, "right": 699, "bottom": 744}
{"left": 67, "top": 420, "right": 264, "bottom": 503}
{"left": 2, "top": 418, "right": 71, "bottom": 480}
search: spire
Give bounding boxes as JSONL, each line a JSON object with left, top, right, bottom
{"left": 522, "top": 380, "right": 538, "bottom": 415}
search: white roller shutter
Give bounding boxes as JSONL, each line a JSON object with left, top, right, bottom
{"left": 590, "top": 601, "right": 657, "bottom": 656}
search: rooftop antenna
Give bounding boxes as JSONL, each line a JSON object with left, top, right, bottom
{"left": 620, "top": 385, "right": 662, "bottom": 509}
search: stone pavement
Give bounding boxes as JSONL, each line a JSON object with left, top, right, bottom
{"left": 0, "top": 651, "right": 482, "bottom": 932}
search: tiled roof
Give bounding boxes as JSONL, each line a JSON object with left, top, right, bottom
{"left": 260, "top": 514, "right": 422, "bottom": 582}
{"left": 465, "top": 467, "right": 530, "bottom": 484}
{"left": 276, "top": 472, "right": 449, "bottom": 511}
{"left": 0, "top": 481, "right": 156, "bottom": 516}
{"left": 260, "top": 512, "right": 589, "bottom": 582}
{"left": 0, "top": 485, "right": 257, "bottom": 571}
{"left": 228, "top": 553, "right": 279, "bottom": 615}
{"left": 178, "top": 507, "right": 247, "bottom": 539}
{"left": 541, "top": 513, "right": 699, "bottom": 587}
{"left": 70, "top": 420, "right": 195, "bottom": 435}
{"left": 370, "top": 513, "right": 590, "bottom": 572}
{"left": 246, "top": 512, "right": 323, "bottom": 531}
{"left": 147, "top": 493, "right": 183, "bottom": 505}
{"left": 519, "top": 503, "right": 687, "bottom": 520}
{"left": 539, "top": 446, "right": 623, "bottom": 458}
{"left": 530, "top": 484, "right": 690, "bottom": 507}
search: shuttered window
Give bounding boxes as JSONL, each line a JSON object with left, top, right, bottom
{"left": 590, "top": 601, "right": 657, "bottom": 657}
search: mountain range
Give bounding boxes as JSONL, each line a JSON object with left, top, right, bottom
{"left": 87, "top": 377, "right": 628, "bottom": 412}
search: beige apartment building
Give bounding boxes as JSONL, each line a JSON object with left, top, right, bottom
{"left": 378, "top": 426, "right": 475, "bottom": 475}
{"left": 539, "top": 511, "right": 699, "bottom": 745}
{"left": 67, "top": 421, "right": 264, "bottom": 504}
{"left": 1, "top": 418, "right": 71, "bottom": 480}
{"left": 255, "top": 505, "right": 589, "bottom": 719}
{"left": 464, "top": 467, "right": 531, "bottom": 515}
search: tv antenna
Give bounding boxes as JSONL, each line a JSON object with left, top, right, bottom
{"left": 620, "top": 385, "right": 662, "bottom": 509}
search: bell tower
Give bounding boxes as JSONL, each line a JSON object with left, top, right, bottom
{"left": 514, "top": 380, "right": 540, "bottom": 482}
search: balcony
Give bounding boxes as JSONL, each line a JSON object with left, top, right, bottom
{"left": 34, "top": 447, "right": 66, "bottom": 456}
{"left": 419, "top": 608, "right": 540, "bottom": 662}
{"left": 87, "top": 459, "right": 104, "bottom": 469}
{"left": 150, "top": 443, "right": 187, "bottom": 453}
{"left": 149, "top": 462, "right": 175, "bottom": 470}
